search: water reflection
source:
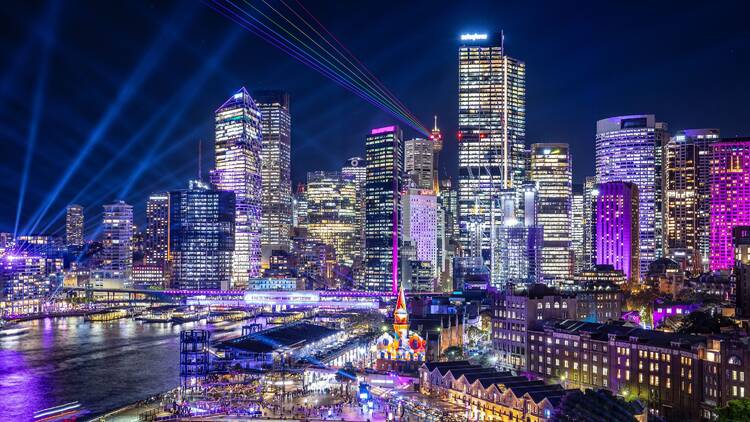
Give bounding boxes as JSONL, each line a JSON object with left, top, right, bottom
{"left": 0, "top": 316, "right": 246, "bottom": 420}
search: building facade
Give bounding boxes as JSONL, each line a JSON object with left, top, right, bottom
{"left": 256, "top": 90, "right": 292, "bottom": 253}
{"left": 529, "top": 144, "right": 573, "bottom": 283}
{"left": 305, "top": 171, "right": 358, "bottom": 267}
{"left": 402, "top": 188, "right": 438, "bottom": 277}
{"left": 709, "top": 137, "right": 750, "bottom": 271}
{"left": 364, "top": 126, "right": 403, "bottom": 293}
{"left": 211, "top": 87, "right": 263, "bottom": 286}
{"left": 169, "top": 181, "right": 235, "bottom": 290}
{"left": 100, "top": 201, "right": 133, "bottom": 282}
{"left": 596, "top": 182, "right": 640, "bottom": 283}
{"left": 664, "top": 129, "right": 720, "bottom": 271}
{"left": 596, "top": 115, "right": 668, "bottom": 276}
{"left": 144, "top": 193, "right": 169, "bottom": 266}
{"left": 404, "top": 137, "right": 434, "bottom": 190}
{"left": 65, "top": 204, "right": 84, "bottom": 250}
{"left": 458, "top": 32, "right": 525, "bottom": 259}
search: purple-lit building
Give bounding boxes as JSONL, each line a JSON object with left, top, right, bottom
{"left": 596, "top": 115, "right": 669, "bottom": 275}
{"left": 210, "top": 87, "right": 263, "bottom": 287}
{"left": 363, "top": 125, "right": 403, "bottom": 293}
{"left": 710, "top": 138, "right": 750, "bottom": 271}
{"left": 595, "top": 182, "right": 640, "bottom": 283}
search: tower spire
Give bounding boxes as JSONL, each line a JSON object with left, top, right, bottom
{"left": 433, "top": 115, "right": 438, "bottom": 131}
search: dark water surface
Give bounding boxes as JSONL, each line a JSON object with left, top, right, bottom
{"left": 0, "top": 316, "right": 245, "bottom": 420}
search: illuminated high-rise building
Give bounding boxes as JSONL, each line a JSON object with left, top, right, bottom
{"left": 342, "top": 157, "right": 367, "bottom": 259}
{"left": 571, "top": 186, "right": 585, "bottom": 273}
{"left": 458, "top": 32, "right": 526, "bottom": 259}
{"left": 495, "top": 185, "right": 543, "bottom": 286}
{"left": 596, "top": 115, "right": 668, "bottom": 276}
{"left": 256, "top": 90, "right": 292, "bottom": 253}
{"left": 144, "top": 193, "right": 169, "bottom": 266}
{"left": 364, "top": 125, "right": 403, "bottom": 293}
{"left": 529, "top": 143, "right": 573, "bottom": 282}
{"left": 170, "top": 180, "right": 235, "bottom": 290}
{"left": 100, "top": 201, "right": 133, "bottom": 281}
{"left": 403, "top": 188, "right": 438, "bottom": 277}
{"left": 306, "top": 171, "right": 358, "bottom": 267}
{"left": 664, "top": 129, "right": 720, "bottom": 271}
{"left": 211, "top": 87, "right": 263, "bottom": 287}
{"left": 596, "top": 182, "right": 640, "bottom": 283}
{"left": 292, "top": 182, "right": 307, "bottom": 228}
{"left": 65, "top": 204, "right": 84, "bottom": 250}
{"left": 404, "top": 138, "right": 434, "bottom": 190}
{"left": 582, "top": 176, "right": 598, "bottom": 271}
{"left": 709, "top": 137, "right": 750, "bottom": 271}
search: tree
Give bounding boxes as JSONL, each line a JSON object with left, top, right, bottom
{"left": 440, "top": 346, "right": 464, "bottom": 360}
{"left": 718, "top": 399, "right": 750, "bottom": 422}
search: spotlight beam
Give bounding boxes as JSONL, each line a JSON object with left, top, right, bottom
{"left": 22, "top": 6, "right": 196, "bottom": 236}
{"left": 14, "top": 0, "right": 61, "bottom": 238}
{"left": 117, "top": 28, "right": 243, "bottom": 198}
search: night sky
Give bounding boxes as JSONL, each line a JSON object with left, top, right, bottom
{"left": 1, "top": 0, "right": 748, "bottom": 235}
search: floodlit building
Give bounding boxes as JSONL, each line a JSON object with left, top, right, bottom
{"left": 341, "top": 157, "right": 367, "bottom": 262}
{"left": 596, "top": 115, "right": 668, "bottom": 275}
{"left": 65, "top": 204, "right": 84, "bottom": 250}
{"left": 169, "top": 181, "right": 235, "bottom": 290}
{"left": 402, "top": 188, "right": 438, "bottom": 277}
{"left": 364, "top": 125, "right": 403, "bottom": 293}
{"left": 404, "top": 137, "right": 434, "bottom": 190}
{"left": 458, "top": 32, "right": 525, "bottom": 259}
{"left": 256, "top": 90, "right": 292, "bottom": 253}
{"left": 710, "top": 137, "right": 750, "bottom": 271}
{"left": 596, "top": 182, "right": 640, "bottom": 283}
{"left": 664, "top": 129, "right": 720, "bottom": 271}
{"left": 211, "top": 87, "right": 263, "bottom": 287}
{"left": 305, "top": 171, "right": 358, "bottom": 267}
{"left": 99, "top": 201, "right": 133, "bottom": 282}
{"left": 530, "top": 143, "right": 573, "bottom": 283}
{"left": 144, "top": 193, "right": 169, "bottom": 266}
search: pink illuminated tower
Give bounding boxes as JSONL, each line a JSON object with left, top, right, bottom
{"left": 596, "top": 182, "right": 640, "bottom": 283}
{"left": 709, "top": 138, "right": 750, "bottom": 271}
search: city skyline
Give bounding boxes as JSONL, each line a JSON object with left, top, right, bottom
{"left": 2, "top": 1, "right": 749, "bottom": 234}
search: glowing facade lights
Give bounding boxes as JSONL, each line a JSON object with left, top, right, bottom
{"left": 595, "top": 115, "right": 668, "bottom": 276}
{"left": 596, "top": 182, "right": 640, "bottom": 283}
{"left": 364, "top": 125, "right": 402, "bottom": 293}
{"left": 210, "top": 87, "right": 263, "bottom": 287}
{"left": 709, "top": 138, "right": 750, "bottom": 271}
{"left": 460, "top": 33, "right": 488, "bottom": 41}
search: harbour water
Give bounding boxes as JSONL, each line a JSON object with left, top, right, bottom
{"left": 0, "top": 316, "right": 247, "bottom": 420}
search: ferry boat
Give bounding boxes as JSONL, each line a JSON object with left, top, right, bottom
{"left": 84, "top": 309, "right": 128, "bottom": 322}
{"left": 207, "top": 310, "right": 247, "bottom": 324}
{"left": 0, "top": 320, "right": 29, "bottom": 336}
{"left": 171, "top": 307, "right": 208, "bottom": 324}
{"left": 137, "top": 309, "right": 173, "bottom": 323}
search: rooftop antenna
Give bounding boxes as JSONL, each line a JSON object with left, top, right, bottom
{"left": 501, "top": 30, "right": 505, "bottom": 53}
{"left": 197, "top": 138, "right": 202, "bottom": 181}
{"left": 433, "top": 115, "right": 438, "bottom": 131}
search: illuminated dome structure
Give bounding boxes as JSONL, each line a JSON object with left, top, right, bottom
{"left": 375, "top": 284, "right": 426, "bottom": 365}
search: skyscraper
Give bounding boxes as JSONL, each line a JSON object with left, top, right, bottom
{"left": 404, "top": 137, "right": 434, "bottom": 190}
{"left": 402, "top": 188, "right": 438, "bottom": 277}
{"left": 596, "top": 115, "right": 668, "bottom": 276}
{"left": 458, "top": 32, "right": 526, "bottom": 259}
{"left": 664, "top": 129, "right": 719, "bottom": 271}
{"left": 596, "top": 182, "right": 640, "bottom": 283}
{"left": 342, "top": 157, "right": 367, "bottom": 262}
{"left": 144, "top": 193, "right": 169, "bottom": 266}
{"left": 529, "top": 143, "right": 573, "bottom": 282}
{"left": 65, "top": 204, "right": 84, "bottom": 250}
{"left": 709, "top": 137, "right": 750, "bottom": 271}
{"left": 571, "top": 186, "right": 585, "bottom": 273}
{"left": 582, "top": 176, "right": 598, "bottom": 271}
{"left": 211, "top": 87, "right": 263, "bottom": 287}
{"left": 170, "top": 180, "right": 235, "bottom": 290}
{"left": 256, "top": 90, "right": 292, "bottom": 253}
{"left": 305, "top": 171, "right": 358, "bottom": 267}
{"left": 364, "top": 125, "right": 403, "bottom": 293}
{"left": 100, "top": 201, "right": 133, "bottom": 281}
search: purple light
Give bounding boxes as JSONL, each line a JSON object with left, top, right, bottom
{"left": 371, "top": 125, "right": 396, "bottom": 135}
{"left": 710, "top": 139, "right": 750, "bottom": 270}
{"left": 596, "top": 182, "right": 640, "bottom": 282}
